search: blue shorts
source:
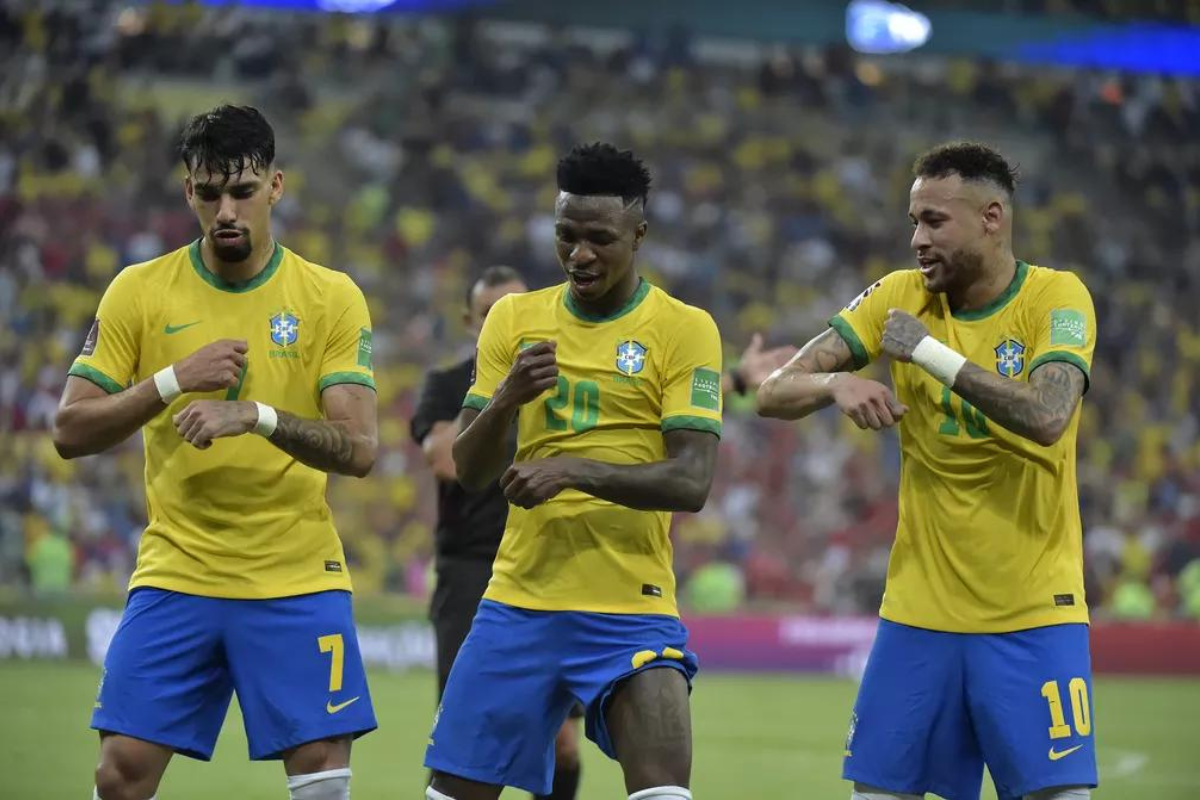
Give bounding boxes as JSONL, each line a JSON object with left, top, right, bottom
{"left": 424, "top": 599, "right": 699, "bottom": 795}
{"left": 843, "top": 619, "right": 1098, "bottom": 800}
{"left": 91, "top": 587, "right": 376, "bottom": 761}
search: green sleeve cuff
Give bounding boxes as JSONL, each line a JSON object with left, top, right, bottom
{"left": 662, "top": 415, "right": 722, "bottom": 437}
{"left": 1028, "top": 351, "right": 1091, "bottom": 393}
{"left": 462, "top": 393, "right": 490, "bottom": 411}
{"left": 318, "top": 371, "right": 376, "bottom": 392}
{"left": 68, "top": 363, "right": 124, "bottom": 394}
{"left": 828, "top": 315, "right": 870, "bottom": 371}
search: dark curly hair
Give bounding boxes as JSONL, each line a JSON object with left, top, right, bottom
{"left": 178, "top": 105, "right": 275, "bottom": 182}
{"left": 913, "top": 142, "right": 1017, "bottom": 196}
{"left": 556, "top": 143, "right": 651, "bottom": 206}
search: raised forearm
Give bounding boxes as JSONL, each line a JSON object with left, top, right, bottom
{"left": 269, "top": 412, "right": 376, "bottom": 477}
{"left": 951, "top": 362, "right": 1078, "bottom": 446}
{"left": 453, "top": 401, "right": 519, "bottom": 490}
{"left": 756, "top": 371, "right": 841, "bottom": 420}
{"left": 569, "top": 457, "right": 711, "bottom": 513}
{"left": 53, "top": 378, "right": 165, "bottom": 459}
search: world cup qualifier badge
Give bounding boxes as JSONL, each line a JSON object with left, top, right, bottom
{"left": 81, "top": 318, "right": 100, "bottom": 356}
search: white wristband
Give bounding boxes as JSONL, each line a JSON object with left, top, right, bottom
{"left": 911, "top": 336, "right": 968, "bottom": 387}
{"left": 253, "top": 402, "right": 278, "bottom": 437}
{"left": 153, "top": 366, "right": 182, "bottom": 404}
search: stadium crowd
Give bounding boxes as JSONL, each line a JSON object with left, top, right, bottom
{"left": 2, "top": 1, "right": 1199, "bottom": 619}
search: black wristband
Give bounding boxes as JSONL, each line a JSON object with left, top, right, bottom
{"left": 730, "top": 367, "right": 748, "bottom": 396}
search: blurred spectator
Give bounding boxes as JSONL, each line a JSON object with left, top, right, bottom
{"left": 1, "top": 2, "right": 1198, "bottom": 620}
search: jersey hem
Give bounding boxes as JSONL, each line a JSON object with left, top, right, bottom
{"left": 68, "top": 362, "right": 124, "bottom": 394}
{"left": 878, "top": 609, "right": 1091, "bottom": 634}
{"left": 662, "top": 415, "right": 722, "bottom": 437}
{"left": 318, "top": 371, "right": 376, "bottom": 392}
{"left": 127, "top": 577, "right": 354, "bottom": 600}
{"left": 483, "top": 589, "right": 680, "bottom": 617}
{"left": 1028, "top": 351, "right": 1091, "bottom": 393}
{"left": 829, "top": 315, "right": 869, "bottom": 370}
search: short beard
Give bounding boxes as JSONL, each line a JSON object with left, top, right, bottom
{"left": 211, "top": 232, "right": 253, "bottom": 263}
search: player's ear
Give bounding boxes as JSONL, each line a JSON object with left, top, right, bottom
{"left": 269, "top": 169, "right": 284, "bottom": 206}
{"left": 184, "top": 174, "right": 195, "bottom": 209}
{"left": 983, "top": 200, "right": 1004, "bottom": 234}
{"left": 633, "top": 220, "right": 648, "bottom": 251}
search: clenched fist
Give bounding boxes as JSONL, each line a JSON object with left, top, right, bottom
{"left": 174, "top": 340, "right": 248, "bottom": 393}
{"left": 494, "top": 341, "right": 559, "bottom": 408}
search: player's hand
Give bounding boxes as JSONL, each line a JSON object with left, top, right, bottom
{"left": 494, "top": 341, "right": 559, "bottom": 408}
{"left": 173, "top": 400, "right": 257, "bottom": 449}
{"left": 500, "top": 457, "right": 581, "bottom": 509}
{"left": 735, "top": 333, "right": 798, "bottom": 391}
{"left": 830, "top": 374, "right": 908, "bottom": 431}
{"left": 881, "top": 310, "right": 929, "bottom": 363}
{"left": 174, "top": 340, "right": 249, "bottom": 393}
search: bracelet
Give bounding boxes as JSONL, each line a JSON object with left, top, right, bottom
{"left": 253, "top": 402, "right": 278, "bottom": 437}
{"left": 729, "top": 368, "right": 748, "bottom": 397}
{"left": 911, "top": 336, "right": 968, "bottom": 387}
{"left": 153, "top": 366, "right": 182, "bottom": 403}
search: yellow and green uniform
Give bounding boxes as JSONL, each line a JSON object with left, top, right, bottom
{"left": 70, "top": 240, "right": 375, "bottom": 599}
{"left": 465, "top": 279, "right": 723, "bottom": 616}
{"left": 831, "top": 261, "right": 1096, "bottom": 633}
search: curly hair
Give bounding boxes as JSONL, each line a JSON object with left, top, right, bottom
{"left": 913, "top": 142, "right": 1017, "bottom": 196}
{"left": 556, "top": 142, "right": 651, "bottom": 206}
{"left": 178, "top": 105, "right": 275, "bottom": 182}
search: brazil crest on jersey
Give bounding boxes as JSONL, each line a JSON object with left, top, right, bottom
{"left": 464, "top": 280, "right": 723, "bottom": 616}
{"left": 69, "top": 241, "right": 375, "bottom": 599}
{"left": 831, "top": 261, "right": 1096, "bottom": 633}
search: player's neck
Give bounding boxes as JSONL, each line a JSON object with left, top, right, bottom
{"left": 199, "top": 236, "right": 277, "bottom": 286}
{"left": 948, "top": 250, "right": 1017, "bottom": 314}
{"left": 573, "top": 272, "right": 641, "bottom": 318}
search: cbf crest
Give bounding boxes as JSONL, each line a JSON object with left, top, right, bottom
{"left": 995, "top": 338, "right": 1026, "bottom": 377}
{"left": 616, "top": 340, "right": 648, "bottom": 375}
{"left": 270, "top": 310, "right": 301, "bottom": 348}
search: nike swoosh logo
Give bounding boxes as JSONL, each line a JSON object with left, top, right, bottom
{"left": 326, "top": 696, "right": 361, "bottom": 714}
{"left": 164, "top": 321, "right": 202, "bottom": 334}
{"left": 1048, "top": 744, "right": 1083, "bottom": 761}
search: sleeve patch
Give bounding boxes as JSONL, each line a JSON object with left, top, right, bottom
{"left": 1049, "top": 309, "right": 1086, "bottom": 346}
{"left": 81, "top": 319, "right": 99, "bottom": 356}
{"left": 356, "top": 328, "right": 373, "bottom": 368}
{"left": 690, "top": 368, "right": 721, "bottom": 411}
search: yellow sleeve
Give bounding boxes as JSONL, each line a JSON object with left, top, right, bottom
{"left": 463, "top": 294, "right": 515, "bottom": 411}
{"left": 1026, "top": 271, "right": 1095, "bottom": 391}
{"left": 828, "top": 272, "right": 905, "bottom": 370}
{"left": 661, "top": 308, "right": 723, "bottom": 437}
{"left": 68, "top": 269, "right": 142, "bottom": 394}
{"left": 318, "top": 276, "right": 376, "bottom": 393}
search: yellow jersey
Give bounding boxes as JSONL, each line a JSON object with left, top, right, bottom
{"left": 68, "top": 240, "right": 375, "bottom": 599}
{"left": 831, "top": 261, "right": 1095, "bottom": 633}
{"left": 465, "top": 279, "right": 723, "bottom": 615}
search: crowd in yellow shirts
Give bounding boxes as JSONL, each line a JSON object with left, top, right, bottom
{"left": 2, "top": 2, "right": 1199, "bottom": 618}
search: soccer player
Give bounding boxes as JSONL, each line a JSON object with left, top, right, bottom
{"left": 53, "top": 105, "right": 378, "bottom": 800}
{"left": 758, "top": 142, "right": 1097, "bottom": 800}
{"left": 410, "top": 265, "right": 585, "bottom": 800}
{"left": 423, "top": 143, "right": 723, "bottom": 800}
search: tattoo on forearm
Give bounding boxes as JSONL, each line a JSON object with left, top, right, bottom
{"left": 269, "top": 411, "right": 355, "bottom": 472}
{"left": 954, "top": 361, "right": 1085, "bottom": 442}
{"left": 794, "top": 328, "right": 854, "bottom": 374}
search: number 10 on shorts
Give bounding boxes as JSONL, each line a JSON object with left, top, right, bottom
{"left": 1041, "top": 678, "right": 1091, "bottom": 739}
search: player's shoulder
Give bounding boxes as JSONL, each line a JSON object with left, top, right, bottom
{"left": 1020, "top": 261, "right": 1093, "bottom": 303}
{"left": 505, "top": 284, "right": 562, "bottom": 311}
{"left": 279, "top": 245, "right": 363, "bottom": 300}
{"left": 109, "top": 243, "right": 192, "bottom": 292}
{"left": 844, "top": 268, "right": 924, "bottom": 312}
{"left": 645, "top": 283, "right": 717, "bottom": 329}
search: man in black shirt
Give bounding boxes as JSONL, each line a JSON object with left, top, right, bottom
{"left": 411, "top": 266, "right": 583, "bottom": 800}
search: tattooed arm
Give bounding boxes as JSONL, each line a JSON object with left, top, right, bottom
{"left": 270, "top": 383, "right": 378, "bottom": 477}
{"left": 952, "top": 361, "right": 1085, "bottom": 446}
{"left": 756, "top": 328, "right": 908, "bottom": 428}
